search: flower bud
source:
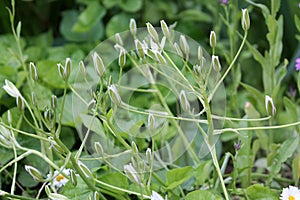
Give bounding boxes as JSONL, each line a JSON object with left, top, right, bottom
{"left": 180, "top": 35, "right": 189, "bottom": 60}
{"left": 118, "top": 49, "right": 126, "bottom": 68}
{"left": 131, "top": 141, "right": 139, "bottom": 154}
{"left": 51, "top": 95, "right": 57, "bottom": 109}
{"left": 29, "top": 62, "right": 38, "bottom": 81}
{"left": 48, "top": 193, "right": 69, "bottom": 200}
{"left": 7, "top": 110, "right": 12, "bottom": 125}
{"left": 179, "top": 90, "right": 190, "bottom": 112}
{"left": 94, "top": 142, "right": 104, "bottom": 156}
{"left": 94, "top": 191, "right": 100, "bottom": 200}
{"left": 148, "top": 113, "right": 156, "bottom": 131}
{"left": 174, "top": 42, "right": 183, "bottom": 58}
{"left": 212, "top": 55, "right": 221, "bottom": 72}
{"left": 155, "top": 52, "right": 167, "bottom": 65}
{"left": 87, "top": 99, "right": 96, "bottom": 110}
{"left": 146, "top": 22, "right": 159, "bottom": 43}
{"left": 124, "top": 163, "right": 140, "bottom": 184}
{"left": 31, "top": 92, "right": 36, "bottom": 105}
{"left": 265, "top": 95, "right": 276, "bottom": 116}
{"left": 160, "top": 20, "right": 170, "bottom": 39}
{"left": 16, "top": 96, "right": 25, "bottom": 111}
{"left": 241, "top": 9, "right": 250, "bottom": 31}
{"left": 3, "top": 79, "right": 21, "bottom": 98}
{"left": 70, "top": 170, "right": 77, "bottom": 186}
{"left": 108, "top": 85, "right": 122, "bottom": 105}
{"left": 130, "top": 18, "right": 137, "bottom": 36}
{"left": 25, "top": 165, "right": 44, "bottom": 181}
{"left": 135, "top": 39, "right": 145, "bottom": 58}
{"left": 78, "top": 161, "right": 93, "bottom": 178}
{"left": 198, "top": 46, "right": 203, "bottom": 62}
{"left": 57, "top": 63, "right": 65, "bottom": 80}
{"left": 209, "top": 31, "right": 216, "bottom": 48}
{"left": 151, "top": 191, "right": 164, "bottom": 200}
{"left": 115, "top": 33, "right": 123, "bottom": 46}
{"left": 79, "top": 60, "right": 86, "bottom": 77}
{"left": 146, "top": 148, "right": 152, "bottom": 164}
{"left": 93, "top": 52, "right": 106, "bottom": 78}
{"left": 64, "top": 58, "right": 72, "bottom": 80}
{"left": 45, "top": 185, "right": 51, "bottom": 195}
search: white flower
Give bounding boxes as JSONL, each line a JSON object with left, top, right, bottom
{"left": 265, "top": 95, "right": 276, "bottom": 116}
{"left": 47, "top": 169, "right": 71, "bottom": 188}
{"left": 3, "top": 79, "right": 21, "bottom": 98}
{"left": 280, "top": 186, "right": 300, "bottom": 200}
{"left": 151, "top": 191, "right": 164, "bottom": 200}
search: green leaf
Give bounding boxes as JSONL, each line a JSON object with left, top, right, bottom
{"left": 60, "top": 10, "right": 104, "bottom": 42}
{"left": 271, "top": 0, "right": 281, "bottom": 15}
{"left": 166, "top": 166, "right": 194, "bottom": 189}
{"left": 119, "top": 0, "right": 143, "bottom": 12}
{"left": 295, "top": 15, "right": 300, "bottom": 32}
{"left": 186, "top": 190, "right": 222, "bottom": 200}
{"left": 72, "top": 2, "right": 106, "bottom": 33}
{"left": 100, "top": 172, "right": 128, "bottom": 190}
{"left": 57, "top": 94, "right": 75, "bottom": 126}
{"left": 246, "top": 184, "right": 278, "bottom": 200}
{"left": 61, "top": 176, "right": 93, "bottom": 199}
{"left": 283, "top": 97, "right": 298, "bottom": 123}
{"left": 37, "top": 60, "right": 65, "bottom": 88}
{"left": 269, "top": 134, "right": 299, "bottom": 174}
{"left": 178, "top": 9, "right": 211, "bottom": 23}
{"left": 246, "top": 0, "right": 270, "bottom": 19}
{"left": 105, "top": 13, "right": 132, "bottom": 37}
{"left": 194, "top": 160, "right": 212, "bottom": 185}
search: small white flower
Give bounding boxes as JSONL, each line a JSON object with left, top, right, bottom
{"left": 3, "top": 79, "right": 21, "bottom": 98}
{"left": 265, "top": 95, "right": 276, "bottom": 116}
{"left": 280, "top": 186, "right": 300, "bottom": 200}
{"left": 151, "top": 191, "right": 164, "bottom": 200}
{"left": 47, "top": 169, "right": 71, "bottom": 188}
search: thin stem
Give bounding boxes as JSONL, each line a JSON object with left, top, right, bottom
{"left": 209, "top": 31, "right": 248, "bottom": 101}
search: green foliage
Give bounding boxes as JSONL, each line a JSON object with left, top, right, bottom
{"left": 0, "top": 0, "right": 300, "bottom": 200}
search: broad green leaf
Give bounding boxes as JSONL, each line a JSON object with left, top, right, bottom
{"left": 295, "top": 15, "right": 300, "bottom": 32}
{"left": 0, "top": 146, "right": 14, "bottom": 165}
{"left": 245, "top": 40, "right": 266, "bottom": 69}
{"left": 105, "top": 13, "right": 132, "bottom": 37}
{"left": 246, "top": 184, "right": 278, "bottom": 200}
{"left": 246, "top": 0, "right": 270, "bottom": 19}
{"left": 240, "top": 83, "right": 265, "bottom": 114}
{"left": 37, "top": 60, "right": 65, "bottom": 88}
{"left": 23, "top": 83, "right": 52, "bottom": 110}
{"left": 269, "top": 134, "right": 299, "bottom": 174}
{"left": 194, "top": 160, "right": 212, "bottom": 185}
{"left": 72, "top": 2, "right": 106, "bottom": 33}
{"left": 186, "top": 190, "right": 222, "bottom": 200}
{"left": 60, "top": 126, "right": 76, "bottom": 149}
{"left": 283, "top": 97, "right": 298, "bottom": 123}
{"left": 119, "top": 0, "right": 143, "bottom": 12}
{"left": 100, "top": 172, "right": 128, "bottom": 190}
{"left": 79, "top": 114, "right": 105, "bottom": 138}
{"left": 178, "top": 9, "right": 211, "bottom": 23}
{"left": 271, "top": 0, "right": 281, "bottom": 15}
{"left": 166, "top": 166, "right": 193, "bottom": 189}
{"left": 61, "top": 176, "right": 93, "bottom": 199}
{"left": 60, "top": 10, "right": 104, "bottom": 42}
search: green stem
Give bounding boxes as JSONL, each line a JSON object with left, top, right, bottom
{"left": 209, "top": 31, "right": 248, "bottom": 101}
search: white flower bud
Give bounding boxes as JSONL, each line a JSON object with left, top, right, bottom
{"left": 212, "top": 55, "right": 221, "bottom": 72}
{"left": 151, "top": 191, "right": 164, "bottom": 200}
{"left": 146, "top": 22, "right": 159, "bottom": 43}
{"left": 179, "top": 90, "right": 190, "bottom": 112}
{"left": 3, "top": 79, "right": 21, "bottom": 98}
{"left": 130, "top": 18, "right": 137, "bottom": 36}
{"left": 174, "top": 42, "right": 183, "bottom": 58}
{"left": 51, "top": 95, "right": 57, "bottom": 109}
{"left": 7, "top": 110, "right": 12, "bottom": 125}
{"left": 25, "top": 165, "right": 43, "bottom": 181}
{"left": 265, "top": 95, "right": 276, "bottom": 116}
{"left": 16, "top": 96, "right": 25, "bottom": 111}
{"left": 93, "top": 52, "right": 106, "bottom": 78}
{"left": 209, "top": 31, "right": 216, "bottom": 48}
{"left": 108, "top": 85, "right": 122, "bottom": 105}
{"left": 160, "top": 20, "right": 170, "bottom": 39}
{"left": 135, "top": 39, "right": 145, "bottom": 58}
{"left": 94, "top": 142, "right": 104, "bottom": 156}
{"left": 124, "top": 163, "right": 140, "bottom": 184}
{"left": 241, "top": 9, "right": 250, "bottom": 31}
{"left": 79, "top": 60, "right": 86, "bottom": 77}
{"left": 180, "top": 35, "right": 189, "bottom": 60}
{"left": 78, "top": 161, "right": 93, "bottom": 178}
{"left": 148, "top": 113, "right": 156, "bottom": 131}
{"left": 155, "top": 52, "right": 167, "bottom": 65}
{"left": 29, "top": 62, "right": 38, "bottom": 81}
{"left": 118, "top": 49, "right": 126, "bottom": 68}
{"left": 115, "top": 33, "right": 123, "bottom": 46}
{"left": 48, "top": 193, "right": 69, "bottom": 200}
